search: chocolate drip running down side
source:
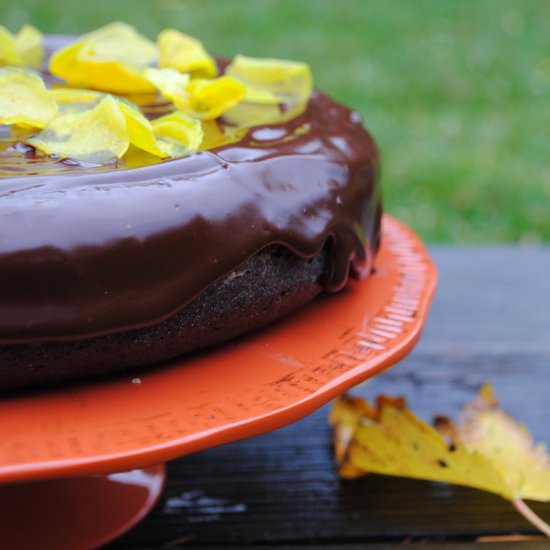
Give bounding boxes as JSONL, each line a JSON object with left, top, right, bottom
{"left": 0, "top": 47, "right": 381, "bottom": 345}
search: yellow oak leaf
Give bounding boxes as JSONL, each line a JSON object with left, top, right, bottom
{"left": 331, "top": 386, "right": 550, "bottom": 501}
{"left": 330, "top": 385, "right": 550, "bottom": 536}
{"left": 458, "top": 384, "right": 550, "bottom": 501}
{"left": 158, "top": 29, "right": 217, "bottom": 78}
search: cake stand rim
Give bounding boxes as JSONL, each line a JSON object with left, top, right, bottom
{"left": 0, "top": 214, "right": 437, "bottom": 484}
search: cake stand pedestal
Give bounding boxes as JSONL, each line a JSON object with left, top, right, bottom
{"left": 0, "top": 465, "right": 165, "bottom": 549}
{"left": 0, "top": 216, "right": 437, "bottom": 549}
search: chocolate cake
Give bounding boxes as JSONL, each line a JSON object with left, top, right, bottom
{"left": 0, "top": 28, "right": 381, "bottom": 389}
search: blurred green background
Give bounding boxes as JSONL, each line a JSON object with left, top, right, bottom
{"left": 2, "top": 0, "right": 549, "bottom": 242}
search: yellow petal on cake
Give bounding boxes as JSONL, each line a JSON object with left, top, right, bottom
{"left": 75, "top": 58, "right": 155, "bottom": 94}
{"left": 223, "top": 100, "right": 307, "bottom": 128}
{"left": 0, "top": 68, "right": 57, "bottom": 128}
{"left": 83, "top": 22, "right": 157, "bottom": 65}
{"left": 50, "top": 22, "right": 157, "bottom": 94}
{"left": 49, "top": 41, "right": 91, "bottom": 87}
{"left": 117, "top": 100, "right": 166, "bottom": 158}
{"left": 145, "top": 69, "right": 245, "bottom": 120}
{"left": 49, "top": 88, "right": 105, "bottom": 114}
{"left": 152, "top": 111, "right": 203, "bottom": 157}
{"left": 201, "top": 120, "right": 248, "bottom": 150}
{"left": 186, "top": 76, "right": 246, "bottom": 120}
{"left": 158, "top": 29, "right": 217, "bottom": 78}
{"left": 226, "top": 54, "right": 313, "bottom": 104}
{"left": 50, "top": 87, "right": 103, "bottom": 105}
{"left": 122, "top": 145, "right": 163, "bottom": 168}
{"left": 28, "top": 95, "right": 129, "bottom": 162}
{"left": 0, "top": 25, "right": 43, "bottom": 68}
{"left": 143, "top": 67, "right": 190, "bottom": 108}
{"left": 224, "top": 54, "right": 312, "bottom": 126}
{"left": 0, "top": 27, "right": 19, "bottom": 66}
{"left": 14, "top": 25, "right": 44, "bottom": 69}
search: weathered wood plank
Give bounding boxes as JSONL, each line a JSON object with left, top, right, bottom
{"left": 120, "top": 544, "right": 549, "bottom": 549}
{"left": 112, "top": 248, "right": 550, "bottom": 547}
{"left": 416, "top": 246, "right": 550, "bottom": 355}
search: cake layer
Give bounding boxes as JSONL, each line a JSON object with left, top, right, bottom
{"left": 0, "top": 92, "right": 381, "bottom": 343}
{"left": 0, "top": 246, "right": 327, "bottom": 389}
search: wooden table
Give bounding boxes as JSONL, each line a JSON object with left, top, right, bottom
{"left": 112, "top": 247, "right": 550, "bottom": 548}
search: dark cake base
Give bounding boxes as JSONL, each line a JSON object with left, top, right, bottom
{"left": 0, "top": 246, "right": 326, "bottom": 390}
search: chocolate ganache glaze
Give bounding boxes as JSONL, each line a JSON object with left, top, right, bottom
{"left": 0, "top": 42, "right": 381, "bottom": 346}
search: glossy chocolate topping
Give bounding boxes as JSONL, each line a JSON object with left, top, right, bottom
{"left": 0, "top": 46, "right": 381, "bottom": 344}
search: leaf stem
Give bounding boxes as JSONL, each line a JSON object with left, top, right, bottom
{"left": 513, "top": 498, "right": 550, "bottom": 538}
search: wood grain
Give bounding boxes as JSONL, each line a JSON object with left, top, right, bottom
{"left": 111, "top": 247, "right": 550, "bottom": 547}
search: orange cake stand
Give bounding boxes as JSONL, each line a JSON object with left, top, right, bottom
{"left": 0, "top": 215, "right": 437, "bottom": 549}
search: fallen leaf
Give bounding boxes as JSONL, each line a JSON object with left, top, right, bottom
{"left": 330, "top": 384, "right": 550, "bottom": 536}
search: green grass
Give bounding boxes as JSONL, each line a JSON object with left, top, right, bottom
{"left": 2, "top": 0, "right": 550, "bottom": 242}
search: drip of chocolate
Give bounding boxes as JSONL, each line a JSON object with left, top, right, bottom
{"left": 0, "top": 39, "right": 381, "bottom": 344}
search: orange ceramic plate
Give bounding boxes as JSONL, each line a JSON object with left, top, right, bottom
{"left": 0, "top": 215, "right": 436, "bottom": 484}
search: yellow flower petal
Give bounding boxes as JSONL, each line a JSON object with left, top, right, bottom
{"left": 48, "top": 88, "right": 104, "bottom": 114}
{"left": 222, "top": 101, "right": 306, "bottom": 128}
{"left": 145, "top": 68, "right": 243, "bottom": 120}
{"left": 158, "top": 29, "right": 217, "bottom": 78}
{"left": 49, "top": 22, "right": 157, "bottom": 94}
{"left": 226, "top": 54, "right": 313, "bottom": 103}
{"left": 224, "top": 54, "right": 313, "bottom": 127}
{"left": 152, "top": 111, "right": 203, "bottom": 157}
{"left": 0, "top": 68, "right": 57, "bottom": 128}
{"left": 28, "top": 95, "right": 129, "bottom": 162}
{"left": 143, "top": 67, "right": 190, "bottom": 107}
{"left": 185, "top": 76, "right": 246, "bottom": 120}
{"left": 83, "top": 22, "right": 157, "bottom": 67}
{"left": 14, "top": 25, "right": 44, "bottom": 69}
{"left": 201, "top": 120, "right": 248, "bottom": 150}
{"left": 0, "top": 27, "right": 19, "bottom": 66}
{"left": 50, "top": 87, "right": 103, "bottom": 105}
{"left": 0, "top": 25, "right": 43, "bottom": 68}
{"left": 76, "top": 57, "right": 155, "bottom": 94}
{"left": 49, "top": 41, "right": 91, "bottom": 87}
{"left": 122, "top": 145, "right": 162, "bottom": 168}
{"left": 117, "top": 100, "right": 166, "bottom": 158}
